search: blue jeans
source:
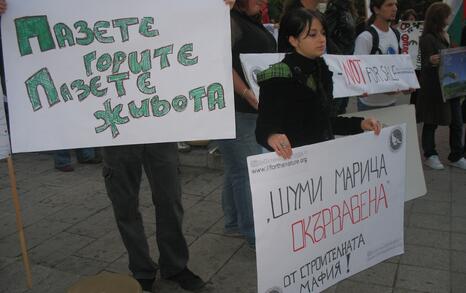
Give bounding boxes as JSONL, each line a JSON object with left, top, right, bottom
{"left": 54, "top": 148, "right": 95, "bottom": 168}
{"left": 357, "top": 98, "right": 396, "bottom": 111}
{"left": 216, "top": 112, "right": 262, "bottom": 246}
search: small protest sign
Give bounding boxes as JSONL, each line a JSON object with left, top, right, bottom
{"left": 2, "top": 0, "right": 235, "bottom": 153}
{"left": 439, "top": 47, "right": 466, "bottom": 101}
{"left": 398, "top": 21, "right": 424, "bottom": 70}
{"left": 324, "top": 54, "right": 419, "bottom": 98}
{"left": 248, "top": 125, "right": 406, "bottom": 293}
{"left": 240, "top": 54, "right": 419, "bottom": 99}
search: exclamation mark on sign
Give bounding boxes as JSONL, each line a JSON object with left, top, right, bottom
{"left": 346, "top": 253, "right": 351, "bottom": 273}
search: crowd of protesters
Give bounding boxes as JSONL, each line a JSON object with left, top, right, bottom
{"left": 1, "top": 0, "right": 465, "bottom": 292}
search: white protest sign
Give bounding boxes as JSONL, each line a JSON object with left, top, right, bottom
{"left": 324, "top": 54, "right": 419, "bottom": 98}
{"left": 343, "top": 105, "right": 426, "bottom": 201}
{"left": 0, "top": 98, "right": 10, "bottom": 160}
{"left": 240, "top": 53, "right": 285, "bottom": 99}
{"left": 240, "top": 54, "right": 419, "bottom": 99}
{"left": 248, "top": 125, "right": 406, "bottom": 293}
{"left": 2, "top": 0, "right": 235, "bottom": 153}
{"left": 399, "top": 21, "right": 424, "bottom": 70}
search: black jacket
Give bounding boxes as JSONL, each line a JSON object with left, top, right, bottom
{"left": 256, "top": 53, "right": 363, "bottom": 151}
{"left": 325, "top": 0, "right": 357, "bottom": 54}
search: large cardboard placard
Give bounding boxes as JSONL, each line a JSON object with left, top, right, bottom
{"left": 248, "top": 125, "right": 406, "bottom": 293}
{"left": 2, "top": 0, "right": 234, "bottom": 153}
{"left": 439, "top": 47, "right": 466, "bottom": 101}
{"left": 240, "top": 54, "right": 419, "bottom": 99}
{"left": 398, "top": 21, "right": 424, "bottom": 70}
{"left": 343, "top": 105, "right": 426, "bottom": 202}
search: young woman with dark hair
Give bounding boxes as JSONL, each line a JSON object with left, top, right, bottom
{"left": 256, "top": 8, "right": 381, "bottom": 159}
{"left": 417, "top": 2, "right": 466, "bottom": 170}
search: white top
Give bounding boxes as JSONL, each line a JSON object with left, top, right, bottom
{"left": 354, "top": 25, "right": 403, "bottom": 107}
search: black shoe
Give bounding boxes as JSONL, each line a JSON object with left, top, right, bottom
{"left": 167, "top": 268, "right": 205, "bottom": 291}
{"left": 136, "top": 277, "right": 155, "bottom": 292}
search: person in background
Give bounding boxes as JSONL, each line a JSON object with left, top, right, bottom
{"left": 278, "top": 0, "right": 340, "bottom": 53}
{"left": 325, "top": 0, "right": 358, "bottom": 114}
{"left": 354, "top": 0, "right": 404, "bottom": 111}
{"left": 102, "top": 1, "right": 235, "bottom": 292}
{"left": 400, "top": 8, "right": 417, "bottom": 22}
{"left": 256, "top": 8, "right": 381, "bottom": 160}
{"left": 216, "top": 0, "right": 276, "bottom": 249}
{"left": 54, "top": 148, "right": 101, "bottom": 172}
{"left": 417, "top": 2, "right": 466, "bottom": 170}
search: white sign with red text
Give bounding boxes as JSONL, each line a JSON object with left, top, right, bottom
{"left": 398, "top": 21, "right": 424, "bottom": 70}
{"left": 324, "top": 54, "right": 419, "bottom": 98}
{"left": 240, "top": 54, "right": 419, "bottom": 99}
{"left": 247, "top": 125, "right": 406, "bottom": 293}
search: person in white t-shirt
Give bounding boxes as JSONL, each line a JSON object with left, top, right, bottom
{"left": 354, "top": 0, "right": 402, "bottom": 111}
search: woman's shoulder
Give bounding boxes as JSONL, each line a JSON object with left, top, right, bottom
{"left": 257, "top": 62, "right": 293, "bottom": 84}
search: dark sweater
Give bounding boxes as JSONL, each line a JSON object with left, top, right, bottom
{"left": 256, "top": 52, "right": 363, "bottom": 151}
{"left": 231, "top": 10, "right": 277, "bottom": 113}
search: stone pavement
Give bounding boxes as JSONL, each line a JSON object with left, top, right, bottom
{"left": 0, "top": 126, "right": 465, "bottom": 293}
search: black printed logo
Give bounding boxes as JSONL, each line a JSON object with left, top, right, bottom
{"left": 389, "top": 127, "right": 403, "bottom": 152}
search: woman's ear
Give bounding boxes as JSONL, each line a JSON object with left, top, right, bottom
{"left": 288, "top": 35, "right": 299, "bottom": 49}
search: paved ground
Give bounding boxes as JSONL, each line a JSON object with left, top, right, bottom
{"left": 0, "top": 114, "right": 465, "bottom": 293}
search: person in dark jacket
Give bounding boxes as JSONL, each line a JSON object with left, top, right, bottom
{"left": 216, "top": 0, "right": 276, "bottom": 248}
{"left": 417, "top": 2, "right": 466, "bottom": 170}
{"left": 256, "top": 8, "right": 380, "bottom": 159}
{"left": 324, "top": 0, "right": 358, "bottom": 114}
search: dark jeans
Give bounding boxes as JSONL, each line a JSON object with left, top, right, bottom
{"left": 102, "top": 143, "right": 188, "bottom": 280}
{"left": 422, "top": 98, "right": 464, "bottom": 162}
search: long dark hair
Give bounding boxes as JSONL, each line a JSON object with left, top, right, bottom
{"left": 422, "top": 2, "right": 451, "bottom": 40}
{"left": 278, "top": 8, "right": 327, "bottom": 53}
{"left": 233, "top": 0, "right": 262, "bottom": 22}
{"left": 326, "top": 0, "right": 357, "bottom": 18}
{"left": 281, "top": 0, "right": 305, "bottom": 20}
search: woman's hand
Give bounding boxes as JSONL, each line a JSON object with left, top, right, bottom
{"left": 243, "top": 89, "right": 259, "bottom": 110}
{"left": 0, "top": 0, "right": 7, "bottom": 14}
{"left": 430, "top": 54, "right": 440, "bottom": 66}
{"left": 224, "top": 0, "right": 235, "bottom": 9}
{"left": 267, "top": 134, "right": 292, "bottom": 159}
{"left": 361, "top": 117, "right": 382, "bottom": 135}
